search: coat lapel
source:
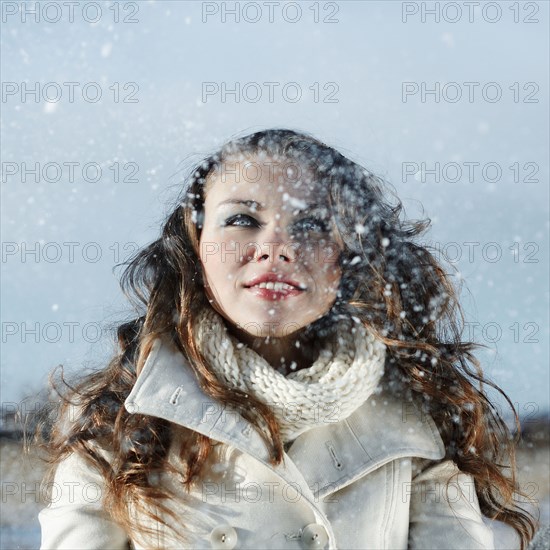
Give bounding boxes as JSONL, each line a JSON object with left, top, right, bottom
{"left": 124, "top": 336, "right": 272, "bottom": 462}
{"left": 124, "top": 336, "right": 445, "bottom": 497}
{"left": 284, "top": 392, "right": 445, "bottom": 499}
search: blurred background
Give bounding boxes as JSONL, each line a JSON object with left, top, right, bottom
{"left": 1, "top": 1, "right": 548, "bottom": 548}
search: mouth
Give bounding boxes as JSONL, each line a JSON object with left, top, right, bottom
{"left": 244, "top": 280, "right": 306, "bottom": 300}
{"left": 246, "top": 281, "right": 302, "bottom": 291}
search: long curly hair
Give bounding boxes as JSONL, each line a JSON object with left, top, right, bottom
{"left": 34, "top": 129, "right": 536, "bottom": 547}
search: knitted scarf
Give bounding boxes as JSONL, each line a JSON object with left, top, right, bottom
{"left": 195, "top": 308, "right": 386, "bottom": 442}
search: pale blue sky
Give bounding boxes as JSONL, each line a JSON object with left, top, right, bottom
{"left": 1, "top": 1, "right": 548, "bottom": 415}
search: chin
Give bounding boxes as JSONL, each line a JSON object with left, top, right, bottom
{"left": 239, "top": 318, "right": 304, "bottom": 339}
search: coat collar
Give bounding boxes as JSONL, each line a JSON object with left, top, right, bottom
{"left": 124, "top": 336, "right": 445, "bottom": 496}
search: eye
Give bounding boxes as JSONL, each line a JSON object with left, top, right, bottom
{"left": 294, "top": 217, "right": 329, "bottom": 234}
{"left": 224, "top": 214, "right": 260, "bottom": 228}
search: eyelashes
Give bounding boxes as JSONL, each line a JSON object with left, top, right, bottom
{"left": 296, "top": 217, "right": 329, "bottom": 233}
{"left": 223, "top": 214, "right": 260, "bottom": 228}
{"left": 223, "top": 214, "right": 329, "bottom": 234}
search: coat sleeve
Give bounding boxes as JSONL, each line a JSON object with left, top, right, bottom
{"left": 408, "top": 459, "right": 499, "bottom": 550}
{"left": 39, "top": 450, "right": 130, "bottom": 550}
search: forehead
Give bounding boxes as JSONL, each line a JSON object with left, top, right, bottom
{"left": 205, "top": 154, "right": 327, "bottom": 209}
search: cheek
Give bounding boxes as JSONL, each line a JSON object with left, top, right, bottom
{"left": 199, "top": 248, "right": 239, "bottom": 292}
{"left": 198, "top": 231, "right": 209, "bottom": 264}
{"left": 299, "top": 238, "right": 340, "bottom": 265}
{"left": 199, "top": 249, "right": 217, "bottom": 281}
{"left": 329, "top": 267, "right": 342, "bottom": 289}
{"left": 327, "top": 261, "right": 343, "bottom": 290}
{"left": 198, "top": 235, "right": 220, "bottom": 284}
{"left": 314, "top": 263, "right": 341, "bottom": 291}
{"left": 314, "top": 243, "right": 342, "bottom": 272}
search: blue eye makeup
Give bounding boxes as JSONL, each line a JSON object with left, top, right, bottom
{"left": 293, "top": 217, "right": 329, "bottom": 234}
{"left": 223, "top": 214, "right": 260, "bottom": 228}
{"left": 222, "top": 213, "right": 330, "bottom": 235}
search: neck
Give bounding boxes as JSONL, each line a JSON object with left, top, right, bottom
{"left": 226, "top": 325, "right": 321, "bottom": 376}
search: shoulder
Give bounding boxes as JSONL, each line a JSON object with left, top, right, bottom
{"left": 349, "top": 386, "right": 446, "bottom": 463}
{"left": 408, "top": 459, "right": 521, "bottom": 550}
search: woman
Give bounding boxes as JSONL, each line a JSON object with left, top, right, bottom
{"left": 37, "top": 129, "right": 536, "bottom": 549}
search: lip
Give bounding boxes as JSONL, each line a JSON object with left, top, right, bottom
{"left": 244, "top": 273, "right": 307, "bottom": 290}
{"left": 243, "top": 272, "right": 306, "bottom": 301}
{"left": 245, "top": 286, "right": 304, "bottom": 301}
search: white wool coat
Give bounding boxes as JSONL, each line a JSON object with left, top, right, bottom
{"left": 39, "top": 337, "right": 521, "bottom": 549}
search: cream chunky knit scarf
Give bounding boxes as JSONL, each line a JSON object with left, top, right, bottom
{"left": 195, "top": 308, "right": 386, "bottom": 442}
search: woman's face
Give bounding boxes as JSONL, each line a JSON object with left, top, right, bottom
{"left": 198, "top": 155, "right": 342, "bottom": 339}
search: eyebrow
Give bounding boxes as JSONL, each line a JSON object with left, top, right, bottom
{"left": 217, "top": 199, "right": 265, "bottom": 210}
{"left": 217, "top": 198, "right": 323, "bottom": 213}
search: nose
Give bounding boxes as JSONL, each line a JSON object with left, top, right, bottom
{"left": 245, "top": 226, "right": 298, "bottom": 264}
{"left": 255, "top": 240, "right": 298, "bottom": 264}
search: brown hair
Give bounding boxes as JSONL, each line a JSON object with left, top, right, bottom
{"left": 34, "top": 129, "right": 536, "bottom": 547}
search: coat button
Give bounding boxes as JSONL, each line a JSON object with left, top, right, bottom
{"left": 302, "top": 523, "right": 329, "bottom": 548}
{"left": 209, "top": 525, "right": 237, "bottom": 549}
